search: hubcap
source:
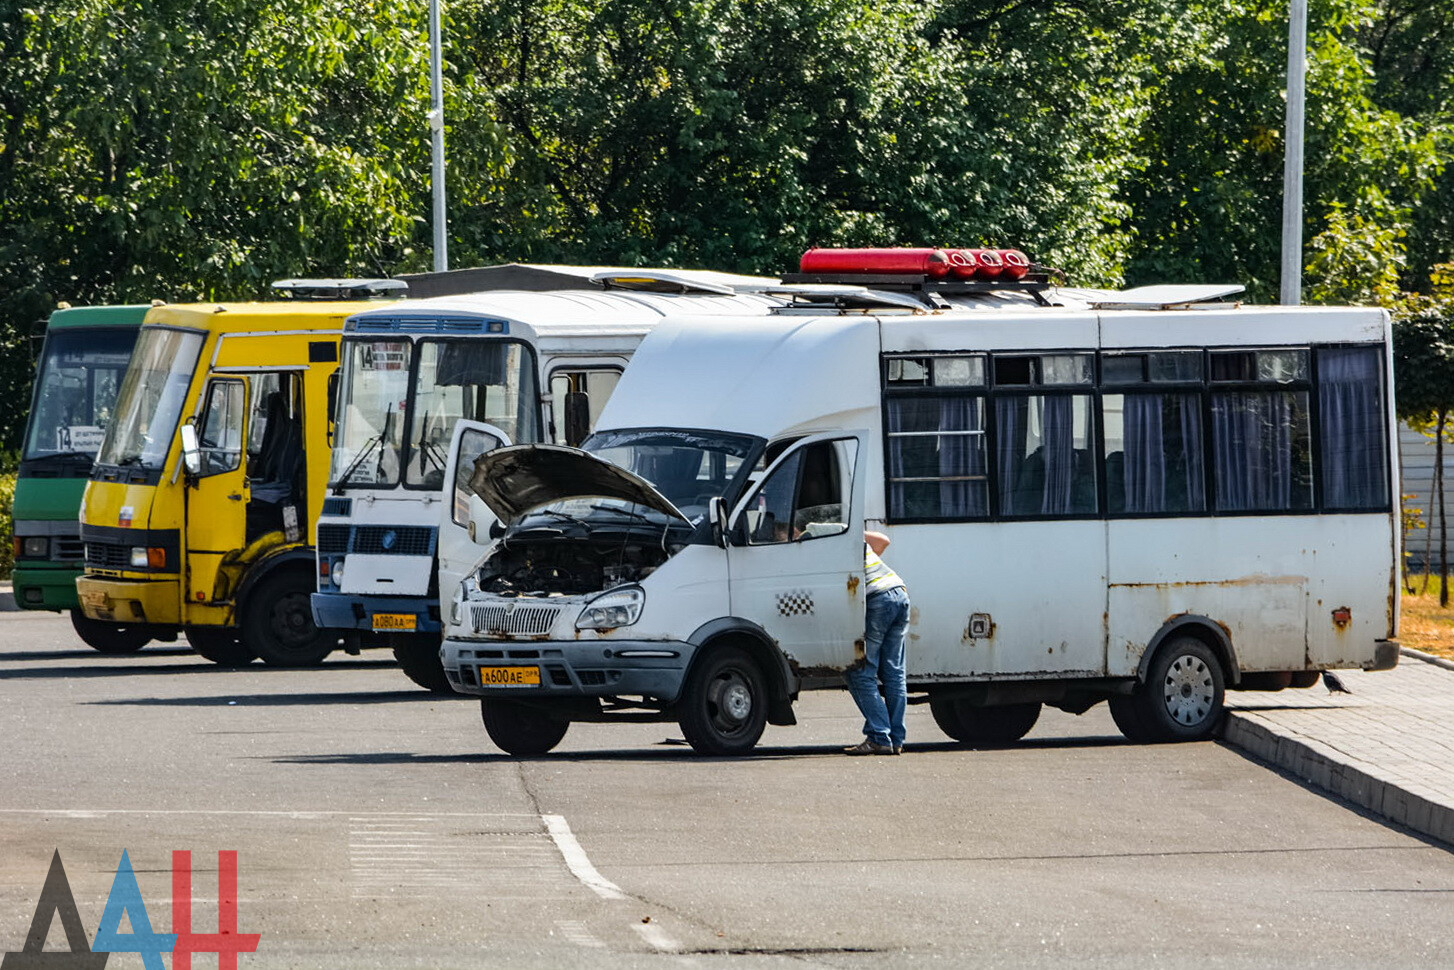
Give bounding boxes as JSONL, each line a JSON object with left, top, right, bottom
{"left": 707, "top": 668, "right": 754, "bottom": 734}
{"left": 1162, "top": 654, "right": 1215, "bottom": 726}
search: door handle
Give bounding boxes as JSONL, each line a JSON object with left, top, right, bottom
{"left": 227, "top": 493, "right": 243, "bottom": 502}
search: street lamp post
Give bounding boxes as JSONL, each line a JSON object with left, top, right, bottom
{"left": 1280, "top": 0, "right": 1307, "bottom": 305}
{"left": 429, "top": 0, "right": 448, "bottom": 273}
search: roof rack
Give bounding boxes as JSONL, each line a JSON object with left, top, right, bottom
{"left": 780, "top": 272, "right": 1056, "bottom": 307}
{"left": 270, "top": 278, "right": 407, "bottom": 300}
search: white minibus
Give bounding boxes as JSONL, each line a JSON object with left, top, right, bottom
{"left": 440, "top": 272, "right": 1399, "bottom": 755}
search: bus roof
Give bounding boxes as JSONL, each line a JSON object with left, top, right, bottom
{"left": 46, "top": 305, "right": 152, "bottom": 329}
{"left": 143, "top": 300, "right": 387, "bottom": 333}
{"left": 345, "top": 289, "right": 782, "bottom": 341}
{"left": 597, "top": 303, "right": 1391, "bottom": 441}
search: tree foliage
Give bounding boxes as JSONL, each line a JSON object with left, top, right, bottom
{"left": 0, "top": 0, "right": 1451, "bottom": 449}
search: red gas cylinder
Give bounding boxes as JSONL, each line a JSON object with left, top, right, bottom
{"left": 970, "top": 249, "right": 1005, "bottom": 279}
{"left": 799, "top": 248, "right": 952, "bottom": 278}
{"left": 945, "top": 249, "right": 981, "bottom": 279}
{"left": 998, "top": 249, "right": 1031, "bottom": 280}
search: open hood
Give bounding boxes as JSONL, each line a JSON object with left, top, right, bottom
{"left": 468, "top": 444, "right": 689, "bottom": 524}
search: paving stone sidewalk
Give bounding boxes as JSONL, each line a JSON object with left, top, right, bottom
{"left": 1222, "top": 649, "right": 1454, "bottom": 846}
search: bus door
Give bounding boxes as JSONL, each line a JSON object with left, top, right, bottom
{"left": 437, "top": 420, "right": 512, "bottom": 602}
{"left": 185, "top": 378, "right": 249, "bottom": 604}
{"left": 243, "top": 371, "right": 307, "bottom": 545}
{"left": 727, "top": 434, "right": 867, "bottom": 677}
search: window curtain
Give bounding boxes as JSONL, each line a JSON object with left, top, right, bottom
{"left": 887, "top": 396, "right": 986, "bottom": 518}
{"left": 1319, "top": 348, "right": 1387, "bottom": 509}
{"left": 1121, "top": 394, "right": 1204, "bottom": 513}
{"left": 996, "top": 396, "right": 1087, "bottom": 515}
{"left": 936, "top": 397, "right": 986, "bottom": 517}
{"left": 1212, "top": 391, "right": 1309, "bottom": 511}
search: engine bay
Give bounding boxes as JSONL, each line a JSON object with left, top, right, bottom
{"left": 477, "top": 537, "right": 677, "bottom": 597}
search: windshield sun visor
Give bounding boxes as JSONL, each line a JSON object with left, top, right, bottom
{"left": 468, "top": 444, "right": 688, "bottom": 523}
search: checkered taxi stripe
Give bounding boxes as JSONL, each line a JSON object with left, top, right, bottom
{"left": 776, "top": 590, "right": 815, "bottom": 616}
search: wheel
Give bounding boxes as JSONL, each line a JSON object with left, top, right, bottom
{"left": 677, "top": 645, "right": 768, "bottom": 756}
{"left": 70, "top": 609, "right": 150, "bottom": 654}
{"left": 1107, "top": 695, "right": 1152, "bottom": 743}
{"left": 186, "top": 627, "right": 254, "bottom": 666}
{"left": 240, "top": 571, "right": 335, "bottom": 667}
{"left": 1122, "top": 637, "right": 1226, "bottom": 743}
{"left": 391, "top": 631, "right": 451, "bottom": 693}
{"left": 480, "top": 699, "right": 569, "bottom": 756}
{"left": 930, "top": 697, "right": 1042, "bottom": 745}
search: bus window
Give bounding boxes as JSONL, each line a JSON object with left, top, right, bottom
{"left": 195, "top": 380, "right": 245, "bottom": 476}
{"left": 1210, "top": 350, "right": 1313, "bottom": 512}
{"left": 883, "top": 354, "right": 989, "bottom": 521}
{"left": 1318, "top": 347, "right": 1388, "bottom": 510}
{"left": 995, "top": 395, "right": 1097, "bottom": 516}
{"left": 549, "top": 369, "right": 621, "bottom": 447}
{"left": 1100, "top": 351, "right": 1206, "bottom": 515}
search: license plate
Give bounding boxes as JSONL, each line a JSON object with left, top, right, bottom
{"left": 371, "top": 613, "right": 417, "bottom": 632}
{"left": 477, "top": 665, "right": 541, "bottom": 687}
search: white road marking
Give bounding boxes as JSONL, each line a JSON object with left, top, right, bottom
{"left": 632, "top": 921, "right": 683, "bottom": 952}
{"left": 541, "top": 813, "right": 627, "bottom": 900}
{"left": 556, "top": 919, "right": 607, "bottom": 949}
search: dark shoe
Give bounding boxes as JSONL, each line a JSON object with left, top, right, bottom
{"left": 892, "top": 744, "right": 903, "bottom": 755}
{"left": 844, "top": 739, "right": 894, "bottom": 756}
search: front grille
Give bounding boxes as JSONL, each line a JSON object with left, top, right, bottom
{"left": 85, "top": 542, "right": 130, "bottom": 569}
{"left": 471, "top": 603, "right": 562, "bottom": 637}
{"left": 353, "top": 525, "right": 433, "bottom": 556}
{"left": 53, "top": 536, "right": 84, "bottom": 563}
{"left": 316, "top": 524, "right": 350, "bottom": 555}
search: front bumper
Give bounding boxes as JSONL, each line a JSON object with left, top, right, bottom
{"left": 310, "top": 592, "right": 442, "bottom": 633}
{"left": 442, "top": 637, "right": 696, "bottom": 701}
{"left": 75, "top": 576, "right": 180, "bottom": 625}
{"left": 13, "top": 563, "right": 83, "bottom": 611}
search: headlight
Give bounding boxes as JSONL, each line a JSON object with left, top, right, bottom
{"left": 332, "top": 558, "right": 345, "bottom": 584}
{"left": 129, "top": 546, "right": 149, "bottom": 568}
{"left": 21, "top": 536, "right": 49, "bottom": 558}
{"left": 575, "top": 586, "right": 645, "bottom": 630}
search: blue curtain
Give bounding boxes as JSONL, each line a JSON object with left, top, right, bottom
{"left": 1212, "top": 391, "right": 1311, "bottom": 511}
{"left": 1318, "top": 348, "right": 1387, "bottom": 509}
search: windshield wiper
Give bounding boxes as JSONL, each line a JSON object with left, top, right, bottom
{"left": 332, "top": 435, "right": 381, "bottom": 493}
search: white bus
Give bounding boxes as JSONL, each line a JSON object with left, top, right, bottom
{"left": 441, "top": 272, "right": 1399, "bottom": 755}
{"left": 312, "top": 267, "right": 780, "bottom": 690}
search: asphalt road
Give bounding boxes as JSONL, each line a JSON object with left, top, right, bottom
{"left": 2, "top": 609, "right": 1451, "bottom": 969}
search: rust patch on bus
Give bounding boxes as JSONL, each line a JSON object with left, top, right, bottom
{"left": 1111, "top": 574, "right": 1306, "bottom": 590}
{"left": 847, "top": 574, "right": 860, "bottom": 598}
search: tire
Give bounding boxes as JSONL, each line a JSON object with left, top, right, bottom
{"left": 392, "top": 632, "right": 451, "bottom": 693}
{"left": 240, "top": 571, "right": 335, "bottom": 667}
{"left": 930, "top": 697, "right": 1042, "bottom": 745}
{"left": 480, "top": 699, "right": 570, "bottom": 756}
{"left": 70, "top": 609, "right": 150, "bottom": 654}
{"left": 186, "top": 627, "right": 254, "bottom": 667}
{"left": 1107, "top": 694, "right": 1153, "bottom": 743}
{"left": 1123, "top": 636, "right": 1226, "bottom": 743}
{"left": 677, "top": 645, "right": 768, "bottom": 756}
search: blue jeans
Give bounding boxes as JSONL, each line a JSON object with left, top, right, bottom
{"left": 846, "top": 586, "right": 909, "bottom": 747}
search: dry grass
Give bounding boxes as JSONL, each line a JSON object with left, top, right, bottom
{"left": 1400, "top": 575, "right": 1454, "bottom": 660}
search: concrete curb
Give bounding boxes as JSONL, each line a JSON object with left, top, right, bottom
{"left": 1401, "top": 645, "right": 1454, "bottom": 672}
{"left": 1220, "top": 652, "right": 1454, "bottom": 847}
{"left": 0, "top": 581, "right": 15, "bottom": 613}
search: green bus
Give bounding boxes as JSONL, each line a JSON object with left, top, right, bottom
{"left": 13, "top": 305, "right": 146, "bottom": 650}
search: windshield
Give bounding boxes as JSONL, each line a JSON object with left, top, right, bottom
{"left": 333, "top": 336, "right": 540, "bottom": 489}
{"left": 331, "top": 339, "right": 410, "bottom": 486}
{"left": 405, "top": 340, "right": 539, "bottom": 488}
{"left": 23, "top": 327, "right": 138, "bottom": 460}
{"left": 524, "top": 429, "right": 761, "bottom": 527}
{"left": 96, "top": 328, "right": 204, "bottom": 470}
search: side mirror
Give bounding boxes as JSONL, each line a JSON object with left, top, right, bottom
{"left": 179, "top": 422, "right": 202, "bottom": 477}
{"left": 709, "top": 497, "right": 730, "bottom": 549}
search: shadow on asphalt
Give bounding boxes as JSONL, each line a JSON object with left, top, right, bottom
{"left": 85, "top": 688, "right": 468, "bottom": 706}
{"left": 1, "top": 647, "right": 195, "bottom": 662}
{"left": 1, "top": 658, "right": 401, "bottom": 679}
{"left": 271, "top": 735, "right": 1130, "bottom": 766}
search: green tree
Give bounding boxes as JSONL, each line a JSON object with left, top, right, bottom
{"left": 1392, "top": 264, "right": 1454, "bottom": 601}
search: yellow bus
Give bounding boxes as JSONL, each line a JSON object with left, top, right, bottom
{"left": 75, "top": 298, "right": 370, "bottom": 665}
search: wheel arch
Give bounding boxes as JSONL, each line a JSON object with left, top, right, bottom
{"left": 686, "top": 617, "right": 798, "bottom": 726}
{"left": 234, "top": 547, "right": 316, "bottom": 612}
{"left": 1136, "top": 614, "right": 1240, "bottom": 686}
